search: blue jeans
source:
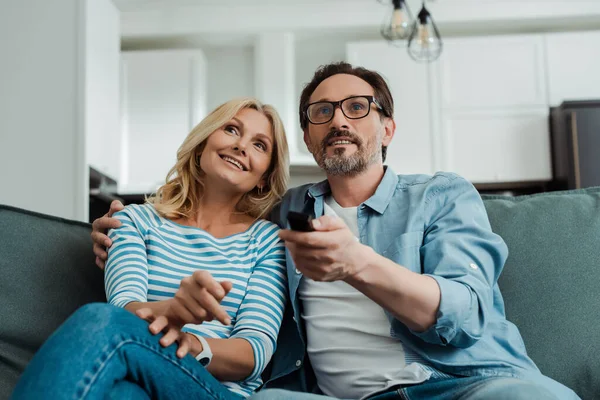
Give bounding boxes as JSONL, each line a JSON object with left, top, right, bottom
{"left": 251, "top": 376, "right": 566, "bottom": 400}
{"left": 11, "top": 303, "right": 244, "bottom": 400}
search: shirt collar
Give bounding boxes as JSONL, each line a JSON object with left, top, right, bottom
{"left": 304, "top": 166, "right": 398, "bottom": 214}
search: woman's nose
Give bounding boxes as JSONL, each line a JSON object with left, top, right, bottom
{"left": 232, "top": 142, "right": 247, "bottom": 155}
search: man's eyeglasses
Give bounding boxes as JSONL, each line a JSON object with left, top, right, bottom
{"left": 305, "top": 95, "right": 383, "bottom": 125}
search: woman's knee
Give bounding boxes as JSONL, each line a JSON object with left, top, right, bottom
{"left": 69, "top": 302, "right": 123, "bottom": 323}
{"left": 63, "top": 303, "right": 140, "bottom": 337}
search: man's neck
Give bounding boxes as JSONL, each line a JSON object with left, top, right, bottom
{"left": 326, "top": 164, "right": 386, "bottom": 208}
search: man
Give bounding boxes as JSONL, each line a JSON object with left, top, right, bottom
{"left": 92, "top": 62, "right": 577, "bottom": 400}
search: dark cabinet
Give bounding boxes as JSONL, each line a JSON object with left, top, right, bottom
{"left": 550, "top": 101, "right": 600, "bottom": 190}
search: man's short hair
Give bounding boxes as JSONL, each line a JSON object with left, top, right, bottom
{"left": 298, "top": 62, "right": 394, "bottom": 162}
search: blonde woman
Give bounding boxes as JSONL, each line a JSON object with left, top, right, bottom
{"left": 12, "top": 98, "right": 290, "bottom": 400}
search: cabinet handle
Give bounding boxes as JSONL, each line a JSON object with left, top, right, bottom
{"left": 570, "top": 111, "right": 581, "bottom": 189}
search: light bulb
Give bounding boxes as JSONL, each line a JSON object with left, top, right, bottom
{"left": 380, "top": 0, "right": 414, "bottom": 43}
{"left": 392, "top": 9, "right": 405, "bottom": 28}
{"left": 419, "top": 25, "right": 430, "bottom": 49}
{"left": 408, "top": 5, "right": 443, "bottom": 62}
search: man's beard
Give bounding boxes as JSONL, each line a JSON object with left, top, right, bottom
{"left": 311, "top": 129, "right": 382, "bottom": 176}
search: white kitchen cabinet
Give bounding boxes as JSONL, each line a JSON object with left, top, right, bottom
{"left": 433, "top": 35, "right": 552, "bottom": 183}
{"left": 346, "top": 41, "right": 436, "bottom": 175}
{"left": 120, "top": 50, "right": 207, "bottom": 194}
{"left": 545, "top": 31, "right": 600, "bottom": 106}
{"left": 438, "top": 35, "right": 548, "bottom": 111}
{"left": 442, "top": 109, "right": 552, "bottom": 183}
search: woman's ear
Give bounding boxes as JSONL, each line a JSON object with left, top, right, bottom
{"left": 259, "top": 177, "right": 268, "bottom": 190}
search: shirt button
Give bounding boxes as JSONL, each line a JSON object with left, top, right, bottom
{"left": 469, "top": 263, "right": 479, "bottom": 270}
{"left": 295, "top": 268, "right": 302, "bottom": 274}
{"left": 295, "top": 360, "right": 302, "bottom": 367}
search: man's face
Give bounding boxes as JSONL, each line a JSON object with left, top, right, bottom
{"left": 303, "top": 74, "right": 394, "bottom": 176}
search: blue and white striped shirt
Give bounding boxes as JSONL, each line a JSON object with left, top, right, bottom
{"left": 104, "top": 203, "right": 287, "bottom": 397}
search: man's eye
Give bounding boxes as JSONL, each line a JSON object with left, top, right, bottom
{"left": 316, "top": 106, "right": 331, "bottom": 115}
{"left": 351, "top": 103, "right": 365, "bottom": 111}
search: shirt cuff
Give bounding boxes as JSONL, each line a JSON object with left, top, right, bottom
{"left": 409, "top": 275, "right": 473, "bottom": 347}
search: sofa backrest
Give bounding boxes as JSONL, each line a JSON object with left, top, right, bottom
{"left": 1, "top": 187, "right": 599, "bottom": 399}
{"left": 482, "top": 187, "right": 600, "bottom": 400}
{"left": 0, "top": 205, "right": 105, "bottom": 399}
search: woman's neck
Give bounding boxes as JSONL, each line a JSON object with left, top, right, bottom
{"left": 172, "top": 186, "right": 253, "bottom": 238}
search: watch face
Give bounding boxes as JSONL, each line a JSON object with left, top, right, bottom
{"left": 199, "top": 357, "right": 210, "bottom": 367}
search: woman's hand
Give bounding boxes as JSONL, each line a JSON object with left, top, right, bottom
{"left": 91, "top": 200, "right": 125, "bottom": 269}
{"left": 166, "top": 270, "right": 233, "bottom": 326}
{"left": 135, "top": 308, "right": 198, "bottom": 358}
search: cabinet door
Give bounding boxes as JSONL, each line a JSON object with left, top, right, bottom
{"left": 439, "top": 35, "right": 548, "bottom": 111}
{"left": 443, "top": 110, "right": 552, "bottom": 183}
{"left": 433, "top": 35, "right": 552, "bottom": 183}
{"left": 546, "top": 31, "right": 600, "bottom": 106}
{"left": 120, "top": 50, "right": 207, "bottom": 194}
{"left": 347, "top": 41, "right": 435, "bottom": 175}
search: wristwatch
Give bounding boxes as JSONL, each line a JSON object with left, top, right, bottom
{"left": 194, "top": 335, "right": 213, "bottom": 367}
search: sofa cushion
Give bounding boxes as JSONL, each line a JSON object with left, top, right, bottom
{"left": 0, "top": 205, "right": 105, "bottom": 399}
{"left": 482, "top": 187, "right": 600, "bottom": 400}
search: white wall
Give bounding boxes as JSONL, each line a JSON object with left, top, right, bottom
{"left": 204, "top": 46, "right": 255, "bottom": 112}
{"left": 0, "top": 0, "right": 85, "bottom": 220}
{"left": 0, "top": 0, "right": 120, "bottom": 220}
{"left": 120, "top": 50, "right": 207, "bottom": 194}
{"left": 86, "top": 0, "right": 121, "bottom": 181}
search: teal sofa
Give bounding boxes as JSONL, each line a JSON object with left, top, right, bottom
{"left": 1, "top": 187, "right": 599, "bottom": 399}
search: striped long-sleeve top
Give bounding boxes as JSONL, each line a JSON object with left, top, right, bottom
{"left": 104, "top": 203, "right": 288, "bottom": 397}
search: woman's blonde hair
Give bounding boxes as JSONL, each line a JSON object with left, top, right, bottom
{"left": 147, "top": 97, "right": 289, "bottom": 220}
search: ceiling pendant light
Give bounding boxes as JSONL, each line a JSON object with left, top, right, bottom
{"left": 407, "top": 2, "right": 443, "bottom": 62}
{"left": 380, "top": 0, "right": 414, "bottom": 43}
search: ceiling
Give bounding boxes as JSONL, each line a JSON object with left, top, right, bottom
{"left": 112, "top": 0, "right": 338, "bottom": 12}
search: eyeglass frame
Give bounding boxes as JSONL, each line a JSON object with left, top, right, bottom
{"left": 304, "top": 95, "right": 384, "bottom": 125}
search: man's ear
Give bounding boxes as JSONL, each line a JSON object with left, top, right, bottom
{"left": 303, "top": 129, "right": 312, "bottom": 149}
{"left": 382, "top": 117, "right": 396, "bottom": 147}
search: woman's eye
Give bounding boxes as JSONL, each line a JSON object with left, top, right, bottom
{"left": 225, "top": 125, "right": 239, "bottom": 135}
{"left": 255, "top": 142, "right": 266, "bottom": 151}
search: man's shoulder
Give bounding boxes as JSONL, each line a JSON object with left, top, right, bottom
{"left": 394, "top": 171, "right": 476, "bottom": 206}
{"left": 397, "top": 171, "right": 471, "bottom": 192}
{"left": 283, "top": 183, "right": 314, "bottom": 201}
{"left": 269, "top": 184, "right": 316, "bottom": 228}
{"left": 396, "top": 171, "right": 463, "bottom": 188}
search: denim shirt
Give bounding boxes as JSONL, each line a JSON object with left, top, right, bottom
{"left": 263, "top": 167, "right": 542, "bottom": 393}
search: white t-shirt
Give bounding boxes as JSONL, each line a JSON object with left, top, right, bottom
{"left": 298, "top": 196, "right": 432, "bottom": 399}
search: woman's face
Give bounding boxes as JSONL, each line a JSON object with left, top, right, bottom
{"left": 200, "top": 108, "right": 274, "bottom": 195}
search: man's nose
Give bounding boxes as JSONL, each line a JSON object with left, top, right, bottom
{"left": 328, "top": 106, "right": 350, "bottom": 131}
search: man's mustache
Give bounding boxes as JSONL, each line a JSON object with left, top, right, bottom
{"left": 320, "top": 130, "right": 363, "bottom": 149}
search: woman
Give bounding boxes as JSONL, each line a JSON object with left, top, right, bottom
{"left": 11, "top": 98, "right": 290, "bottom": 400}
